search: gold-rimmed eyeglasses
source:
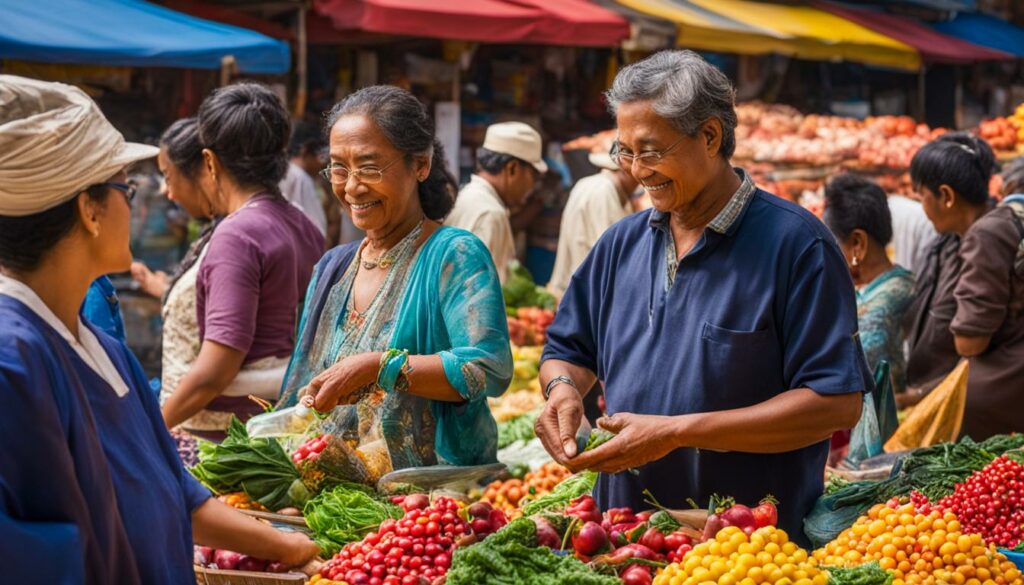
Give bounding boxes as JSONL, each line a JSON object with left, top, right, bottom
{"left": 609, "top": 135, "right": 686, "bottom": 169}
{"left": 320, "top": 156, "right": 402, "bottom": 185}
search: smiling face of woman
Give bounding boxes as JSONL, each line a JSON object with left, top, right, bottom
{"left": 328, "top": 114, "right": 427, "bottom": 235}
{"left": 614, "top": 101, "right": 719, "bottom": 215}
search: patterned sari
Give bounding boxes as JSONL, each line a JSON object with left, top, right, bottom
{"left": 857, "top": 265, "right": 915, "bottom": 394}
{"left": 279, "top": 226, "right": 513, "bottom": 467}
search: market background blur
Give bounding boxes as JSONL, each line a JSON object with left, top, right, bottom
{"left": 3, "top": 0, "right": 1024, "bottom": 380}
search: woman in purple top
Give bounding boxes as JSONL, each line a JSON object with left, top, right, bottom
{"left": 161, "top": 84, "right": 324, "bottom": 440}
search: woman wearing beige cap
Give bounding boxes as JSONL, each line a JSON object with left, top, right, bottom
{"left": 0, "top": 75, "right": 318, "bottom": 584}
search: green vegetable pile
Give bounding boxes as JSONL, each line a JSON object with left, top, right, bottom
{"left": 303, "top": 482, "right": 404, "bottom": 556}
{"left": 498, "top": 409, "right": 541, "bottom": 449}
{"left": 826, "top": 562, "right": 893, "bottom": 585}
{"left": 806, "top": 434, "right": 1024, "bottom": 547}
{"left": 446, "top": 518, "right": 620, "bottom": 585}
{"left": 190, "top": 417, "right": 306, "bottom": 511}
{"left": 521, "top": 470, "right": 597, "bottom": 516}
{"left": 503, "top": 262, "right": 556, "bottom": 311}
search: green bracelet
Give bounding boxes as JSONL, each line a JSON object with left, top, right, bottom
{"left": 377, "top": 349, "right": 410, "bottom": 392}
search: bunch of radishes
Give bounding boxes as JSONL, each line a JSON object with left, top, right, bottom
{"left": 701, "top": 495, "right": 778, "bottom": 540}
{"left": 462, "top": 501, "right": 508, "bottom": 539}
{"left": 193, "top": 546, "right": 288, "bottom": 573}
{"left": 292, "top": 434, "right": 331, "bottom": 465}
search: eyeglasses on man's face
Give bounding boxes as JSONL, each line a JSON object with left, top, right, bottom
{"left": 609, "top": 135, "right": 686, "bottom": 169}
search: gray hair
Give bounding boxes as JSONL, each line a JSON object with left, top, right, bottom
{"left": 606, "top": 50, "right": 738, "bottom": 159}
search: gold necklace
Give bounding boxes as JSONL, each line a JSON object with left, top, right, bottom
{"left": 360, "top": 219, "right": 424, "bottom": 271}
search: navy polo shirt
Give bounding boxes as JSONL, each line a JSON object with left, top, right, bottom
{"left": 542, "top": 170, "right": 871, "bottom": 542}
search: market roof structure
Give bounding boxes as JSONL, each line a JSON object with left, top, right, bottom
{"left": 813, "top": 1, "right": 1013, "bottom": 63}
{"left": 0, "top": 0, "right": 290, "bottom": 73}
{"left": 931, "top": 11, "right": 1024, "bottom": 58}
{"left": 312, "top": 0, "right": 631, "bottom": 47}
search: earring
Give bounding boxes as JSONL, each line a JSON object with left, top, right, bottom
{"left": 947, "top": 201, "right": 954, "bottom": 209}
{"left": 850, "top": 256, "right": 861, "bottom": 280}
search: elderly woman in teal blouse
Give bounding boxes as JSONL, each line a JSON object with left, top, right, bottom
{"left": 278, "top": 86, "right": 512, "bottom": 468}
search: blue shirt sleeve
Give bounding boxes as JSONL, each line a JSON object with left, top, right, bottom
{"left": 782, "top": 238, "right": 873, "bottom": 395}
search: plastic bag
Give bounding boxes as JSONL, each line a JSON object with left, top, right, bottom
{"left": 884, "top": 360, "right": 969, "bottom": 452}
{"left": 845, "top": 362, "right": 896, "bottom": 467}
{"left": 302, "top": 388, "right": 395, "bottom": 489}
{"left": 246, "top": 404, "right": 317, "bottom": 438}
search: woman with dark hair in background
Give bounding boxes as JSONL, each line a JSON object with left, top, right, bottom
{"left": 0, "top": 75, "right": 317, "bottom": 585}
{"left": 905, "top": 132, "right": 1024, "bottom": 439}
{"left": 277, "top": 85, "right": 513, "bottom": 470}
{"left": 160, "top": 84, "right": 324, "bottom": 440}
{"left": 823, "top": 174, "right": 914, "bottom": 393}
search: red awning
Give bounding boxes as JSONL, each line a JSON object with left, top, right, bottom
{"left": 163, "top": 0, "right": 294, "bottom": 41}
{"left": 813, "top": 1, "right": 1013, "bottom": 64}
{"left": 313, "top": 0, "right": 629, "bottom": 47}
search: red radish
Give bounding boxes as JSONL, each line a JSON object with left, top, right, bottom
{"left": 719, "top": 503, "right": 756, "bottom": 531}
{"left": 487, "top": 509, "right": 507, "bottom": 532}
{"left": 194, "top": 546, "right": 214, "bottom": 566}
{"left": 213, "top": 549, "right": 243, "bottom": 570}
{"left": 530, "top": 517, "right": 561, "bottom": 549}
{"left": 664, "top": 532, "right": 691, "bottom": 551}
{"left": 237, "top": 556, "right": 268, "bottom": 572}
{"left": 638, "top": 526, "right": 666, "bottom": 553}
{"left": 621, "top": 564, "right": 653, "bottom": 585}
{"left": 752, "top": 497, "right": 778, "bottom": 528}
{"left": 572, "top": 521, "right": 610, "bottom": 556}
{"left": 566, "top": 495, "right": 602, "bottom": 525}
{"left": 265, "top": 561, "right": 288, "bottom": 573}
{"left": 467, "top": 502, "right": 491, "bottom": 519}
{"left": 401, "top": 494, "right": 430, "bottom": 512}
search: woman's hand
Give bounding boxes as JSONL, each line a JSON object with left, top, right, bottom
{"left": 565, "top": 412, "right": 683, "bottom": 474}
{"left": 306, "top": 352, "right": 382, "bottom": 411}
{"left": 130, "top": 261, "right": 169, "bottom": 299}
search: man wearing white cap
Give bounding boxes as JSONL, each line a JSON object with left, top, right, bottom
{"left": 0, "top": 75, "right": 317, "bottom": 583}
{"left": 446, "top": 121, "right": 546, "bottom": 282}
{"left": 548, "top": 151, "right": 639, "bottom": 297}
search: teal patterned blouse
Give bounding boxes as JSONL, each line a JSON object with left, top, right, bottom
{"left": 856, "top": 265, "right": 915, "bottom": 394}
{"left": 278, "top": 226, "right": 513, "bottom": 467}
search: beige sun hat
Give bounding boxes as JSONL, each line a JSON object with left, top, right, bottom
{"left": 482, "top": 121, "right": 548, "bottom": 174}
{"left": 0, "top": 75, "right": 159, "bottom": 217}
{"left": 588, "top": 152, "right": 620, "bottom": 171}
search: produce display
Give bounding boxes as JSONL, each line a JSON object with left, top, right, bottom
{"left": 218, "top": 491, "right": 269, "bottom": 512}
{"left": 507, "top": 307, "right": 555, "bottom": 348}
{"left": 497, "top": 407, "right": 542, "bottom": 449}
{"left": 194, "top": 545, "right": 290, "bottom": 573}
{"left": 655, "top": 525, "right": 826, "bottom": 585}
{"left": 303, "top": 482, "right": 404, "bottom": 556}
{"left": 481, "top": 462, "right": 571, "bottom": 514}
{"left": 293, "top": 434, "right": 333, "bottom": 465}
{"left": 935, "top": 455, "right": 1024, "bottom": 549}
{"left": 977, "top": 104, "right": 1024, "bottom": 155}
{"left": 814, "top": 500, "right": 1022, "bottom": 585}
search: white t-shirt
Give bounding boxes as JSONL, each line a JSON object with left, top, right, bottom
{"left": 279, "top": 162, "right": 327, "bottom": 237}
{"left": 888, "top": 195, "right": 938, "bottom": 276}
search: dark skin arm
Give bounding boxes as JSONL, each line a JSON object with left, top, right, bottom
{"left": 304, "top": 351, "right": 465, "bottom": 411}
{"left": 162, "top": 340, "right": 245, "bottom": 429}
{"left": 535, "top": 359, "right": 863, "bottom": 474}
{"left": 192, "top": 499, "right": 320, "bottom": 569}
{"left": 954, "top": 334, "right": 991, "bottom": 357}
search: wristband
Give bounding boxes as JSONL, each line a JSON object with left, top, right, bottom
{"left": 377, "top": 349, "right": 411, "bottom": 393}
{"left": 543, "top": 375, "right": 578, "bottom": 400}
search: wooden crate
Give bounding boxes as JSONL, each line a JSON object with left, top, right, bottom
{"left": 194, "top": 566, "right": 306, "bottom": 585}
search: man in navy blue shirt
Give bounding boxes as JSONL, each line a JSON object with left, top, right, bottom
{"left": 535, "top": 51, "right": 872, "bottom": 543}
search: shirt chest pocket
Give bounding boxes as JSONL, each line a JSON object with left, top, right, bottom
{"left": 697, "top": 321, "right": 783, "bottom": 409}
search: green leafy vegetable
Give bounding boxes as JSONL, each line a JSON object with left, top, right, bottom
{"left": 446, "top": 517, "right": 620, "bottom": 585}
{"left": 303, "top": 482, "right": 404, "bottom": 556}
{"left": 190, "top": 417, "right": 303, "bottom": 511}
{"left": 521, "top": 471, "right": 597, "bottom": 516}
{"left": 498, "top": 409, "right": 541, "bottom": 449}
{"left": 826, "top": 562, "right": 893, "bottom": 585}
{"left": 502, "top": 261, "right": 557, "bottom": 310}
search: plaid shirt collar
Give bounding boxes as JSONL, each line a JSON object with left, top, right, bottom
{"left": 649, "top": 168, "right": 756, "bottom": 236}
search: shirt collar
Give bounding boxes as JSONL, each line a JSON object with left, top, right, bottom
{"left": 469, "top": 174, "right": 508, "bottom": 211}
{"left": 649, "top": 168, "right": 756, "bottom": 236}
{"left": 0, "top": 274, "right": 130, "bottom": 397}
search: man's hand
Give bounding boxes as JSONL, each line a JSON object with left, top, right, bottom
{"left": 565, "top": 412, "right": 682, "bottom": 474}
{"left": 276, "top": 531, "right": 322, "bottom": 570}
{"left": 305, "top": 352, "right": 382, "bottom": 411}
{"left": 535, "top": 383, "right": 585, "bottom": 465}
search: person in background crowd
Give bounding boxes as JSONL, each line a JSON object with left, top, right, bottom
{"left": 278, "top": 85, "right": 513, "bottom": 469}
{"left": 548, "top": 151, "right": 639, "bottom": 297}
{"left": 533, "top": 51, "right": 869, "bottom": 543}
{"left": 905, "top": 133, "right": 1024, "bottom": 439}
{"left": 160, "top": 84, "right": 324, "bottom": 440}
{"left": 0, "top": 74, "right": 318, "bottom": 585}
{"left": 523, "top": 168, "right": 570, "bottom": 286}
{"left": 129, "top": 118, "right": 224, "bottom": 421}
{"left": 290, "top": 121, "right": 351, "bottom": 247}
{"left": 1003, "top": 156, "right": 1024, "bottom": 206}
{"left": 823, "top": 175, "right": 914, "bottom": 394}
{"left": 446, "top": 122, "right": 546, "bottom": 283}
{"left": 83, "top": 275, "right": 127, "bottom": 341}
{"left": 887, "top": 193, "right": 938, "bottom": 277}
{"left": 280, "top": 146, "right": 328, "bottom": 239}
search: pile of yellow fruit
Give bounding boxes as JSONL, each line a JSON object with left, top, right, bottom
{"left": 813, "top": 502, "right": 1022, "bottom": 585}
{"left": 655, "top": 526, "right": 828, "bottom": 585}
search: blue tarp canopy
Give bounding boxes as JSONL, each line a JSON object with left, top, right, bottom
{"left": 0, "top": 0, "right": 290, "bottom": 73}
{"left": 932, "top": 12, "right": 1024, "bottom": 58}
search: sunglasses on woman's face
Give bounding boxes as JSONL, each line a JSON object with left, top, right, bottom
{"left": 100, "top": 181, "right": 138, "bottom": 203}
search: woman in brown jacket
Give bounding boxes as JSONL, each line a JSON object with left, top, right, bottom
{"left": 906, "top": 133, "right": 1024, "bottom": 440}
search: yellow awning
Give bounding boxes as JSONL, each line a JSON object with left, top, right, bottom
{"left": 613, "top": 0, "right": 794, "bottom": 56}
{"left": 688, "top": 0, "right": 920, "bottom": 70}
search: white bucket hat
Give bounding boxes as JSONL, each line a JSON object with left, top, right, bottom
{"left": 482, "top": 121, "right": 548, "bottom": 174}
{"left": 0, "top": 75, "right": 159, "bottom": 217}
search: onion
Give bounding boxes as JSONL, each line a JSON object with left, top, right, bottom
{"left": 213, "top": 549, "right": 243, "bottom": 571}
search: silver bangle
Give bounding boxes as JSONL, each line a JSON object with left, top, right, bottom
{"left": 543, "top": 375, "right": 577, "bottom": 400}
